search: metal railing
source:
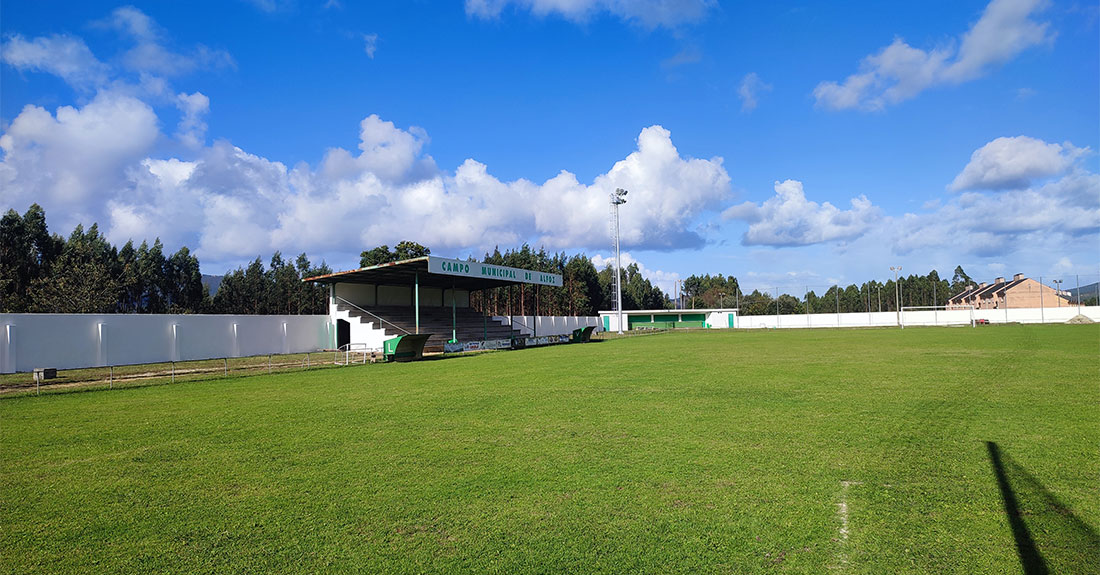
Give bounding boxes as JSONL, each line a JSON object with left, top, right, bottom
{"left": 334, "top": 296, "right": 411, "bottom": 335}
{"left": 336, "top": 342, "right": 383, "bottom": 366}
{"left": 1, "top": 351, "right": 346, "bottom": 397}
{"left": 511, "top": 317, "right": 535, "bottom": 334}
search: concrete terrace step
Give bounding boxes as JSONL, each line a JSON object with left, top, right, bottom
{"left": 336, "top": 304, "right": 524, "bottom": 349}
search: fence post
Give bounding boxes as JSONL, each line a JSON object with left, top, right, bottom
{"left": 1077, "top": 274, "right": 1081, "bottom": 315}
{"left": 171, "top": 362, "right": 175, "bottom": 384}
{"left": 224, "top": 358, "right": 228, "bottom": 377}
{"left": 268, "top": 355, "right": 271, "bottom": 374}
{"left": 109, "top": 365, "right": 113, "bottom": 389}
{"left": 306, "top": 352, "right": 310, "bottom": 369}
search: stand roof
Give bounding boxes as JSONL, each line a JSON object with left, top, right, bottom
{"left": 303, "top": 256, "right": 563, "bottom": 292}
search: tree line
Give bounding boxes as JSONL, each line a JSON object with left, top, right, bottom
{"left": 469, "top": 245, "right": 669, "bottom": 317}
{"left": 1, "top": 204, "right": 330, "bottom": 314}
{"left": 679, "top": 267, "right": 976, "bottom": 315}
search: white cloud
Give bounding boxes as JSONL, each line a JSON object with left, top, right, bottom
{"left": 106, "top": 158, "right": 198, "bottom": 245}
{"left": 278, "top": 121, "right": 729, "bottom": 258}
{"left": 1050, "top": 257, "right": 1073, "bottom": 274}
{"left": 0, "top": 34, "right": 110, "bottom": 89}
{"left": 103, "top": 141, "right": 294, "bottom": 260}
{"left": 722, "top": 180, "right": 881, "bottom": 246}
{"left": 893, "top": 170, "right": 1099, "bottom": 256}
{"left": 363, "top": 34, "right": 378, "bottom": 59}
{"left": 318, "top": 114, "right": 437, "bottom": 184}
{"left": 814, "top": 0, "right": 1051, "bottom": 111}
{"left": 3, "top": 7, "right": 233, "bottom": 105}
{"left": 242, "top": 0, "right": 294, "bottom": 13}
{"left": 2, "top": 99, "right": 728, "bottom": 270}
{"left": 104, "top": 6, "right": 180, "bottom": 76}
{"left": 465, "top": 0, "right": 715, "bottom": 29}
{"left": 661, "top": 47, "right": 702, "bottom": 69}
{"left": 0, "top": 92, "right": 160, "bottom": 231}
{"left": 175, "top": 92, "right": 210, "bottom": 149}
{"left": 590, "top": 251, "right": 679, "bottom": 296}
{"left": 738, "top": 72, "right": 772, "bottom": 112}
{"left": 584, "top": 125, "right": 731, "bottom": 249}
{"left": 106, "top": 6, "right": 234, "bottom": 77}
{"left": 942, "top": 0, "right": 1051, "bottom": 82}
{"left": 949, "top": 135, "right": 1085, "bottom": 191}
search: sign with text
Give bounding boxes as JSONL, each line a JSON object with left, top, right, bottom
{"left": 428, "top": 256, "right": 563, "bottom": 287}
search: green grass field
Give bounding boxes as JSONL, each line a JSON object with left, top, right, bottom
{"left": 3, "top": 325, "right": 1098, "bottom": 574}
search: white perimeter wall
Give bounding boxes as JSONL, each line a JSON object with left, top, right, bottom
{"left": 730, "top": 306, "right": 1099, "bottom": 329}
{"left": 494, "top": 316, "right": 601, "bottom": 337}
{"left": 0, "top": 314, "right": 331, "bottom": 373}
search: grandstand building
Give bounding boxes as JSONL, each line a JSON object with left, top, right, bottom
{"left": 947, "top": 273, "right": 1071, "bottom": 310}
{"left": 304, "top": 256, "right": 586, "bottom": 354}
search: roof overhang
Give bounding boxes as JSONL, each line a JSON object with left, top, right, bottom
{"left": 598, "top": 308, "right": 737, "bottom": 315}
{"left": 303, "top": 256, "right": 563, "bottom": 292}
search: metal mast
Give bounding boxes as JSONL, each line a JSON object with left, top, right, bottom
{"left": 610, "top": 188, "right": 628, "bottom": 334}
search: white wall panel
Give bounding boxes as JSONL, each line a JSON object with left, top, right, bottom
{"left": 0, "top": 314, "right": 331, "bottom": 373}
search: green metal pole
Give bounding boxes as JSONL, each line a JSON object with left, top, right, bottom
{"left": 452, "top": 282, "right": 456, "bottom": 343}
{"left": 415, "top": 272, "right": 420, "bottom": 334}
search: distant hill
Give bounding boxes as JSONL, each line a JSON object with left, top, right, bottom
{"left": 202, "top": 274, "right": 223, "bottom": 296}
{"left": 1065, "top": 282, "right": 1099, "bottom": 299}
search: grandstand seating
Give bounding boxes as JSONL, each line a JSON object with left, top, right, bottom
{"left": 336, "top": 304, "right": 524, "bottom": 353}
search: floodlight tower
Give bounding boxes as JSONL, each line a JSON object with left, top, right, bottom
{"left": 611, "top": 188, "right": 628, "bottom": 334}
{"left": 891, "top": 265, "right": 902, "bottom": 328}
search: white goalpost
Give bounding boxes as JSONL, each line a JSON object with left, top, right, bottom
{"left": 900, "top": 305, "right": 975, "bottom": 328}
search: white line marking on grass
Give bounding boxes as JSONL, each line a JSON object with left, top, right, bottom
{"left": 832, "top": 480, "right": 862, "bottom": 570}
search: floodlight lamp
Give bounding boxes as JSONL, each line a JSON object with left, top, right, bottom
{"left": 615, "top": 188, "right": 628, "bottom": 196}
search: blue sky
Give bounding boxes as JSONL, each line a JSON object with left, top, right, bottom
{"left": 2, "top": 0, "right": 1097, "bottom": 296}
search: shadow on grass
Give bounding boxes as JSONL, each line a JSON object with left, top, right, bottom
{"left": 985, "top": 441, "right": 1100, "bottom": 575}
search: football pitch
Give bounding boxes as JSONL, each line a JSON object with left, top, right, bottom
{"left": 2, "top": 325, "right": 1097, "bottom": 574}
